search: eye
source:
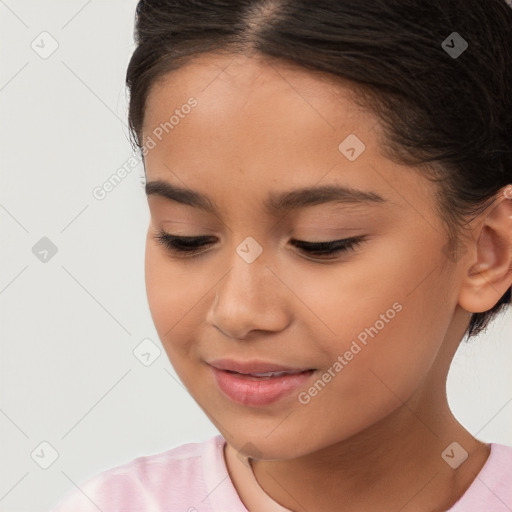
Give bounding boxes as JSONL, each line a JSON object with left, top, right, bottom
{"left": 289, "top": 236, "right": 366, "bottom": 259}
{"left": 153, "top": 231, "right": 367, "bottom": 260}
{"left": 153, "top": 232, "right": 215, "bottom": 256}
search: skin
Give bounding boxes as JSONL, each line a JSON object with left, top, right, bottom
{"left": 141, "top": 52, "right": 512, "bottom": 512}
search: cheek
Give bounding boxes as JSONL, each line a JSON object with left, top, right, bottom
{"left": 145, "top": 241, "right": 174, "bottom": 331}
{"left": 286, "top": 242, "right": 448, "bottom": 397}
{"left": 144, "top": 242, "right": 196, "bottom": 346}
{"left": 144, "top": 240, "right": 218, "bottom": 363}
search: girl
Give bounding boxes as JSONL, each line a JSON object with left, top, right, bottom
{"left": 50, "top": 0, "right": 512, "bottom": 510}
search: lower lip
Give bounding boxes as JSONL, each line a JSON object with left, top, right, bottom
{"left": 210, "top": 366, "right": 316, "bottom": 407}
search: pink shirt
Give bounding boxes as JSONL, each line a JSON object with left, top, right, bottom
{"left": 49, "top": 435, "right": 512, "bottom": 511}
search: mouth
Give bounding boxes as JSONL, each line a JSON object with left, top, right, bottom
{"left": 222, "top": 369, "right": 313, "bottom": 379}
{"left": 207, "top": 358, "right": 315, "bottom": 374}
{"left": 207, "top": 359, "right": 317, "bottom": 406}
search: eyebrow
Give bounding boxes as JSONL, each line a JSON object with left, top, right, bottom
{"left": 145, "top": 179, "right": 387, "bottom": 215}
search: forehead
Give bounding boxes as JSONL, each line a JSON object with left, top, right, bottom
{"left": 142, "top": 52, "right": 380, "bottom": 178}
{"left": 140, "top": 52, "right": 440, "bottom": 227}
{"left": 142, "top": 51, "right": 370, "bottom": 137}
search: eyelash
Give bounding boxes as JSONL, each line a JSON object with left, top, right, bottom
{"left": 153, "top": 231, "right": 366, "bottom": 260}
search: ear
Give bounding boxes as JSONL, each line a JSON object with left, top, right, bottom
{"left": 458, "top": 186, "right": 512, "bottom": 314}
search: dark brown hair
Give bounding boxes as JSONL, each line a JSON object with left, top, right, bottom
{"left": 126, "top": 0, "right": 512, "bottom": 339}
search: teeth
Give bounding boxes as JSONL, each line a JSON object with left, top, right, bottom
{"left": 247, "top": 371, "right": 302, "bottom": 377}
{"left": 223, "top": 369, "right": 312, "bottom": 377}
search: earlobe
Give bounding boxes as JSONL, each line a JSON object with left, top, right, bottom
{"left": 458, "top": 187, "right": 512, "bottom": 314}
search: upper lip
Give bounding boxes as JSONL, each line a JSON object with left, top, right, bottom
{"left": 207, "top": 358, "right": 314, "bottom": 374}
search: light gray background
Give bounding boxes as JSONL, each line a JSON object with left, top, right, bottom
{"left": 1, "top": 2, "right": 511, "bottom": 511}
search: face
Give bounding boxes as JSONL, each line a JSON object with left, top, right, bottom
{"left": 142, "top": 52, "right": 463, "bottom": 460}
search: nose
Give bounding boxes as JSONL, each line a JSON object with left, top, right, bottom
{"left": 206, "top": 248, "right": 291, "bottom": 340}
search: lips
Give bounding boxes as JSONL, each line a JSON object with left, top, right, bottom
{"left": 207, "top": 358, "right": 316, "bottom": 406}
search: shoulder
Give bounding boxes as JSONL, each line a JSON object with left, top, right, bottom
{"left": 482, "top": 443, "right": 512, "bottom": 485}
{"left": 478, "top": 443, "right": 512, "bottom": 490}
{"left": 49, "top": 435, "right": 227, "bottom": 512}
{"left": 449, "top": 443, "right": 512, "bottom": 511}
